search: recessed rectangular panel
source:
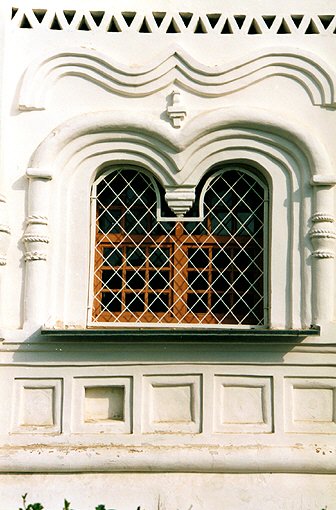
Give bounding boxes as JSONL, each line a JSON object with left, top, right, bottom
{"left": 214, "top": 376, "right": 273, "bottom": 433}
{"left": 285, "top": 378, "right": 336, "bottom": 433}
{"left": 84, "top": 386, "right": 125, "bottom": 422}
{"left": 21, "top": 387, "right": 55, "bottom": 426}
{"left": 72, "top": 377, "right": 132, "bottom": 433}
{"left": 143, "top": 375, "right": 201, "bottom": 433}
{"left": 11, "top": 379, "right": 62, "bottom": 434}
{"left": 221, "top": 385, "right": 264, "bottom": 424}
{"left": 293, "top": 388, "right": 333, "bottom": 422}
{"left": 151, "top": 384, "right": 193, "bottom": 423}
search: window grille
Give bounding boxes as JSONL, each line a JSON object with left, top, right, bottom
{"left": 90, "top": 166, "right": 267, "bottom": 326}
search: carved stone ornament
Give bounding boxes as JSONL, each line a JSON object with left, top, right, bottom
{"left": 311, "top": 250, "right": 335, "bottom": 259}
{"left": 26, "top": 167, "right": 53, "bottom": 180}
{"left": 24, "top": 250, "right": 47, "bottom": 261}
{"left": 309, "top": 212, "right": 336, "bottom": 258}
{"left": 311, "top": 212, "right": 335, "bottom": 223}
{"left": 164, "top": 187, "right": 195, "bottom": 217}
{"left": 26, "top": 214, "right": 48, "bottom": 225}
{"left": 23, "top": 235, "right": 49, "bottom": 244}
{"left": 167, "top": 90, "right": 187, "bottom": 128}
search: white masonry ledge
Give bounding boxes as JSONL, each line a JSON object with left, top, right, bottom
{"left": 1, "top": 443, "right": 336, "bottom": 474}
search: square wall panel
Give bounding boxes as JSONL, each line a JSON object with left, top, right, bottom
{"left": 84, "top": 386, "right": 125, "bottom": 422}
{"left": 142, "top": 375, "right": 201, "bottom": 433}
{"left": 214, "top": 376, "right": 273, "bottom": 433}
{"left": 72, "top": 377, "right": 132, "bottom": 433}
{"left": 285, "top": 378, "right": 336, "bottom": 433}
{"left": 11, "top": 379, "right": 63, "bottom": 434}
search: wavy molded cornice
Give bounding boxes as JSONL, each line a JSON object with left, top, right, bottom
{"left": 18, "top": 46, "right": 336, "bottom": 110}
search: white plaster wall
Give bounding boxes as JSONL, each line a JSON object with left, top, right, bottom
{"left": 2, "top": 0, "right": 336, "bottom": 333}
{"left": 1, "top": 473, "right": 336, "bottom": 510}
{"left": 1, "top": 0, "right": 336, "bottom": 507}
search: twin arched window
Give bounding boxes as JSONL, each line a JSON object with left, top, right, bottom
{"left": 91, "top": 166, "right": 268, "bottom": 326}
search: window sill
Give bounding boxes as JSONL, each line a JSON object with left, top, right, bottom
{"left": 40, "top": 327, "right": 320, "bottom": 342}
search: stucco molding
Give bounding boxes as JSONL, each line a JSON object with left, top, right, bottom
{"left": 309, "top": 228, "right": 336, "bottom": 239}
{"left": 26, "top": 215, "right": 48, "bottom": 226}
{"left": 24, "top": 251, "right": 48, "bottom": 261}
{"left": 18, "top": 46, "right": 336, "bottom": 110}
{"left": 0, "top": 224, "right": 10, "bottom": 235}
{"left": 310, "top": 212, "right": 336, "bottom": 259}
{"left": 312, "top": 250, "right": 335, "bottom": 259}
{"left": 28, "top": 107, "right": 332, "bottom": 179}
{"left": 24, "top": 107, "right": 334, "bottom": 329}
{"left": 1, "top": 444, "right": 336, "bottom": 474}
{"left": 22, "top": 235, "right": 50, "bottom": 244}
{"left": 0, "top": 194, "right": 10, "bottom": 267}
{"left": 311, "top": 212, "right": 335, "bottom": 223}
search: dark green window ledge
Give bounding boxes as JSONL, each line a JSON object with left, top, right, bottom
{"left": 41, "top": 327, "right": 320, "bottom": 342}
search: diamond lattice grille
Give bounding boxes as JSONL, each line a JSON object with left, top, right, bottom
{"left": 92, "top": 168, "right": 266, "bottom": 325}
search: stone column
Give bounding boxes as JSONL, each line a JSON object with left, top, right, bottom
{"left": 0, "top": 193, "right": 10, "bottom": 328}
{"left": 23, "top": 168, "right": 52, "bottom": 329}
{"left": 0, "top": 193, "right": 10, "bottom": 267}
{"left": 310, "top": 178, "right": 336, "bottom": 325}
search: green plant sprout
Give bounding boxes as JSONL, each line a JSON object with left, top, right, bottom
{"left": 19, "top": 495, "right": 136, "bottom": 510}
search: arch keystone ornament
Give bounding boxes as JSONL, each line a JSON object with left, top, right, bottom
{"left": 164, "top": 186, "right": 195, "bottom": 217}
{"left": 167, "top": 90, "right": 187, "bottom": 128}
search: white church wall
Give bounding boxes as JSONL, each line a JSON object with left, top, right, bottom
{"left": 1, "top": 0, "right": 336, "bottom": 507}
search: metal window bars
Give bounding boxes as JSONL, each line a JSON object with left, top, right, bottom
{"left": 91, "top": 167, "right": 267, "bottom": 326}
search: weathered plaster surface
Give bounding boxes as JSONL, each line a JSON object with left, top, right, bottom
{"left": 1, "top": 0, "right": 336, "bottom": 507}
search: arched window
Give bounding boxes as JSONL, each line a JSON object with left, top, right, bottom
{"left": 90, "top": 165, "right": 268, "bottom": 326}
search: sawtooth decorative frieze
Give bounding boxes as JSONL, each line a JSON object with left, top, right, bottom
{"left": 18, "top": 47, "right": 336, "bottom": 110}
{"left": 11, "top": 9, "right": 336, "bottom": 36}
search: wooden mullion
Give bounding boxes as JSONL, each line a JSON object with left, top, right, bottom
{"left": 171, "top": 223, "right": 189, "bottom": 321}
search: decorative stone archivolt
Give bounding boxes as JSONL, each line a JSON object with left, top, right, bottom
{"left": 24, "top": 107, "right": 335, "bottom": 329}
{"left": 29, "top": 108, "right": 332, "bottom": 179}
{"left": 18, "top": 46, "right": 336, "bottom": 110}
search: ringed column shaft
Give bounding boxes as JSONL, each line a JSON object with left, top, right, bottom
{"left": 310, "top": 178, "right": 336, "bottom": 325}
{"left": 23, "top": 168, "right": 52, "bottom": 328}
